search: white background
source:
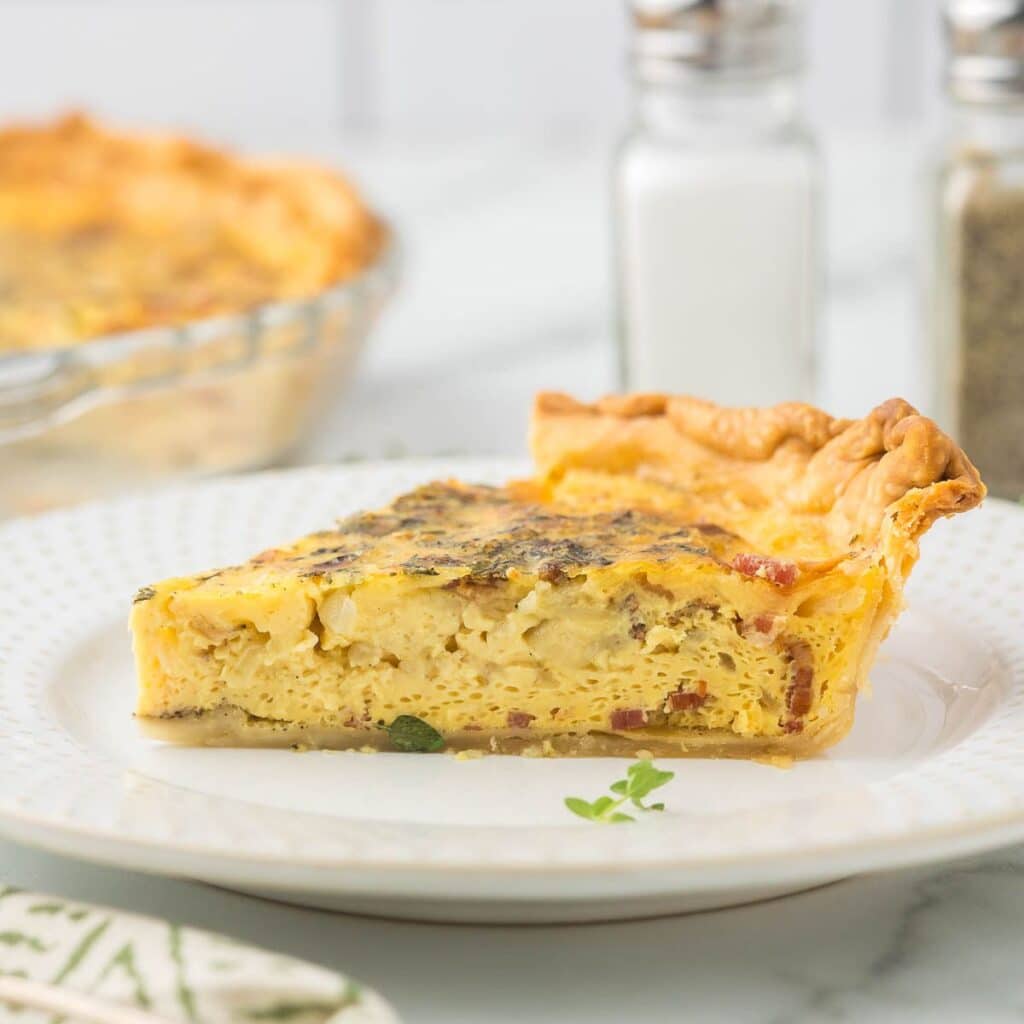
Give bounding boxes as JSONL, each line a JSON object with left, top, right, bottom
{"left": 0, "top": 0, "right": 946, "bottom": 142}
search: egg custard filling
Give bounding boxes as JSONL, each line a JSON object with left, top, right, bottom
{"left": 132, "top": 393, "right": 984, "bottom": 758}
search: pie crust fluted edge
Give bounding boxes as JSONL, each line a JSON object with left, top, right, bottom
{"left": 530, "top": 392, "right": 985, "bottom": 570}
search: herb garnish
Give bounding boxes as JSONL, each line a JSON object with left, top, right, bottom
{"left": 564, "top": 760, "right": 674, "bottom": 824}
{"left": 381, "top": 715, "right": 445, "bottom": 752}
{"left": 132, "top": 586, "right": 156, "bottom": 604}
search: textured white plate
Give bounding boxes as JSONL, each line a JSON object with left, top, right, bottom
{"left": 1, "top": 460, "right": 1022, "bottom": 924}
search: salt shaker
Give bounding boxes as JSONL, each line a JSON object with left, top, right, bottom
{"left": 930, "top": 0, "right": 1024, "bottom": 498}
{"left": 614, "top": 0, "right": 819, "bottom": 406}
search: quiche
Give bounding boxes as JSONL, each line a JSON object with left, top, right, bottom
{"left": 132, "top": 394, "right": 984, "bottom": 758}
{"left": 0, "top": 112, "right": 383, "bottom": 350}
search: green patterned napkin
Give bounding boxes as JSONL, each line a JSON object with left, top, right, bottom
{"left": 0, "top": 887, "right": 397, "bottom": 1023}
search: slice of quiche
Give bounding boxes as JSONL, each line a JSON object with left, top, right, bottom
{"left": 132, "top": 394, "right": 984, "bottom": 757}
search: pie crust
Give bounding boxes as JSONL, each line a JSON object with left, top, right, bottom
{"left": 532, "top": 392, "right": 984, "bottom": 566}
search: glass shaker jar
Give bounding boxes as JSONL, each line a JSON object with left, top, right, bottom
{"left": 614, "top": 0, "right": 819, "bottom": 406}
{"left": 931, "top": 0, "right": 1024, "bottom": 498}
{"left": 610, "top": 1, "right": 819, "bottom": 407}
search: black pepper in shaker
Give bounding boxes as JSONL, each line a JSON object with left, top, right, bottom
{"left": 931, "top": 0, "right": 1024, "bottom": 498}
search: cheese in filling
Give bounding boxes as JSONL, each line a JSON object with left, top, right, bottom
{"left": 133, "top": 480, "right": 887, "bottom": 756}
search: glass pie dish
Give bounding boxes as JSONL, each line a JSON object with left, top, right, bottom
{"left": 0, "top": 233, "right": 397, "bottom": 517}
{"left": 0, "top": 112, "right": 398, "bottom": 517}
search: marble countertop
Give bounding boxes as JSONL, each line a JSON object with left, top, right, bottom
{"left": 3, "top": 841, "right": 1021, "bottom": 1023}
{"left": 2, "top": 132, "right": 1011, "bottom": 1023}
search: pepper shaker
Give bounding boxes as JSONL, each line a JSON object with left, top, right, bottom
{"left": 930, "top": 0, "right": 1024, "bottom": 498}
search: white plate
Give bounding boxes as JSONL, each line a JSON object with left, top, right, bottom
{"left": 1, "top": 460, "right": 1022, "bottom": 924}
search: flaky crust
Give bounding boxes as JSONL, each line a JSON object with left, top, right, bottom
{"left": 531, "top": 393, "right": 985, "bottom": 571}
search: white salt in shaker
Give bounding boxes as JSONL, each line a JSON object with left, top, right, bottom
{"left": 614, "top": 0, "right": 819, "bottom": 405}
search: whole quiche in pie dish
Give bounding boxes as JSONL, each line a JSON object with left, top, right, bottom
{"left": 0, "top": 113, "right": 394, "bottom": 515}
{"left": 132, "top": 393, "right": 984, "bottom": 759}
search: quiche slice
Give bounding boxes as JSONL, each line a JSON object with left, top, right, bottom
{"left": 132, "top": 394, "right": 984, "bottom": 757}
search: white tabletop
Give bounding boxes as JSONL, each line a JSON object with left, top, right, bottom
{"left": 3, "top": 133, "right": 1014, "bottom": 1023}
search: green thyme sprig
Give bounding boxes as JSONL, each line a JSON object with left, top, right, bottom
{"left": 564, "top": 760, "right": 675, "bottom": 824}
{"left": 378, "top": 715, "right": 444, "bottom": 752}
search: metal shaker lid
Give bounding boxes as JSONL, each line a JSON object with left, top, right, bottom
{"left": 946, "top": 0, "right": 1024, "bottom": 102}
{"left": 629, "top": 0, "right": 804, "bottom": 83}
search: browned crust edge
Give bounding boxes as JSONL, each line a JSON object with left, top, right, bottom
{"left": 530, "top": 393, "right": 985, "bottom": 560}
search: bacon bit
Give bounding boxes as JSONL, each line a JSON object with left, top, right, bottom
{"left": 629, "top": 620, "right": 648, "bottom": 642}
{"left": 610, "top": 708, "right": 648, "bottom": 730}
{"left": 782, "top": 719, "right": 804, "bottom": 735}
{"left": 731, "top": 553, "right": 799, "bottom": 587}
{"left": 739, "top": 612, "right": 783, "bottom": 646}
{"left": 668, "top": 681, "right": 708, "bottom": 712}
{"left": 786, "top": 640, "right": 815, "bottom": 717}
{"left": 507, "top": 710, "right": 535, "bottom": 729}
{"left": 669, "top": 692, "right": 704, "bottom": 711}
